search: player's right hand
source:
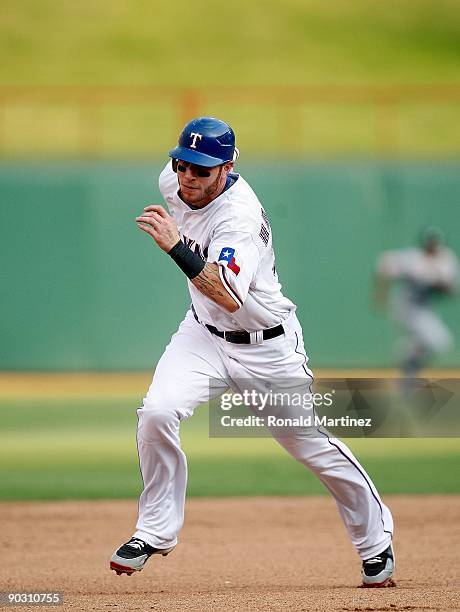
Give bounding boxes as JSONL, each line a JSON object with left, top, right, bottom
{"left": 136, "top": 205, "right": 180, "bottom": 253}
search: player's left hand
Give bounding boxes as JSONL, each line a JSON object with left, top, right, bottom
{"left": 136, "top": 205, "right": 180, "bottom": 253}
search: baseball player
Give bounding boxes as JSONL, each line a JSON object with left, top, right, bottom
{"left": 110, "top": 117, "right": 395, "bottom": 587}
{"left": 375, "top": 227, "right": 459, "bottom": 377}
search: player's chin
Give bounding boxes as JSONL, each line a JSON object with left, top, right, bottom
{"left": 181, "top": 186, "right": 202, "bottom": 203}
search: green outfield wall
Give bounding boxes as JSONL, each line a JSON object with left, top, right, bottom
{"left": 1, "top": 160, "right": 459, "bottom": 370}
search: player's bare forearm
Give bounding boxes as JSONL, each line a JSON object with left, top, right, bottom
{"left": 192, "top": 263, "right": 239, "bottom": 313}
{"left": 135, "top": 207, "right": 238, "bottom": 311}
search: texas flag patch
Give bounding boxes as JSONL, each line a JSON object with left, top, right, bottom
{"left": 218, "top": 247, "right": 241, "bottom": 275}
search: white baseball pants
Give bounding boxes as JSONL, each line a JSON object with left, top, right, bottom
{"left": 133, "top": 310, "right": 393, "bottom": 560}
{"left": 399, "top": 304, "right": 453, "bottom": 355}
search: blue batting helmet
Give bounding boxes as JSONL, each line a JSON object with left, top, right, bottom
{"left": 169, "top": 117, "right": 236, "bottom": 167}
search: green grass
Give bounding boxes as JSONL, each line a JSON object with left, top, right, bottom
{"left": 2, "top": 1, "right": 459, "bottom": 86}
{"left": 0, "top": 0, "right": 459, "bottom": 156}
{"left": 0, "top": 398, "right": 459, "bottom": 500}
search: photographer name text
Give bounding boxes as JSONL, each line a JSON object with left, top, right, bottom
{"left": 220, "top": 415, "right": 372, "bottom": 428}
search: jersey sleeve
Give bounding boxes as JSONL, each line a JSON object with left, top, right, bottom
{"left": 441, "top": 251, "right": 460, "bottom": 289}
{"left": 376, "top": 250, "right": 406, "bottom": 278}
{"left": 207, "top": 230, "right": 260, "bottom": 309}
{"left": 158, "top": 161, "right": 177, "bottom": 202}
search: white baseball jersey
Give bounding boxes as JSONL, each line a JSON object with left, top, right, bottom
{"left": 159, "top": 161, "right": 296, "bottom": 331}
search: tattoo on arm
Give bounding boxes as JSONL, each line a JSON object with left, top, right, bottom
{"left": 191, "top": 263, "right": 239, "bottom": 312}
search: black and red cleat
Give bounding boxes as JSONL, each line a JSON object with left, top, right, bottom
{"left": 110, "top": 537, "right": 175, "bottom": 575}
{"left": 361, "top": 544, "right": 395, "bottom": 587}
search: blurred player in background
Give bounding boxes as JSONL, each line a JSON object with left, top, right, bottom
{"left": 375, "top": 227, "right": 459, "bottom": 377}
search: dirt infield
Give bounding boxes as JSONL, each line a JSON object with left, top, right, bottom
{"left": 1, "top": 369, "right": 459, "bottom": 398}
{"left": 1, "top": 496, "right": 459, "bottom": 611}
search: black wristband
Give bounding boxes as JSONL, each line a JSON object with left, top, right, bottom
{"left": 168, "top": 240, "right": 206, "bottom": 280}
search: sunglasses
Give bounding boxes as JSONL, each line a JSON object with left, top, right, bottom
{"left": 172, "top": 159, "right": 213, "bottom": 178}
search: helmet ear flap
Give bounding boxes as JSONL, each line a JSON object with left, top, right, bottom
{"left": 172, "top": 158, "right": 178, "bottom": 173}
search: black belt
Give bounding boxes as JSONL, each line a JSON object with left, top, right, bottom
{"left": 192, "top": 306, "right": 284, "bottom": 345}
